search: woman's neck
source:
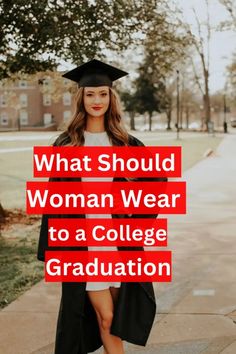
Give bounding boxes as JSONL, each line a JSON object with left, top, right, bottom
{"left": 86, "top": 115, "right": 105, "bottom": 133}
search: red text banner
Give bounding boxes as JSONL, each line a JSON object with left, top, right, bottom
{"left": 26, "top": 181, "right": 186, "bottom": 214}
{"left": 45, "top": 250, "right": 172, "bottom": 282}
{"left": 48, "top": 218, "right": 168, "bottom": 247}
{"left": 33, "top": 146, "right": 181, "bottom": 178}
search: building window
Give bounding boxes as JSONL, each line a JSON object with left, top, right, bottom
{"left": 20, "top": 93, "right": 28, "bottom": 107}
{"left": 19, "top": 110, "right": 28, "bottom": 125}
{"left": 43, "top": 113, "right": 52, "bottom": 125}
{"left": 63, "top": 111, "right": 71, "bottom": 122}
{"left": 63, "top": 92, "right": 71, "bottom": 106}
{"left": 0, "top": 94, "right": 7, "bottom": 107}
{"left": 0, "top": 112, "right": 8, "bottom": 125}
{"left": 19, "top": 80, "right": 27, "bottom": 88}
{"left": 43, "top": 78, "right": 51, "bottom": 87}
{"left": 43, "top": 94, "right": 51, "bottom": 106}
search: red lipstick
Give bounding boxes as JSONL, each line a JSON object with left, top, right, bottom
{"left": 92, "top": 106, "right": 102, "bottom": 110}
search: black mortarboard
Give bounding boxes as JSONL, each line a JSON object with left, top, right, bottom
{"left": 62, "top": 58, "right": 128, "bottom": 87}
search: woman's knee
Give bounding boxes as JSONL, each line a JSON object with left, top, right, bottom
{"left": 100, "top": 311, "right": 114, "bottom": 331}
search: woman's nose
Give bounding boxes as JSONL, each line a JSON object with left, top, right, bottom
{"left": 94, "top": 95, "right": 102, "bottom": 104}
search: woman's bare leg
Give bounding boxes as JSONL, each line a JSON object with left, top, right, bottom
{"left": 87, "top": 288, "right": 124, "bottom": 354}
{"left": 102, "top": 287, "right": 121, "bottom": 354}
{"left": 102, "top": 287, "right": 120, "bottom": 354}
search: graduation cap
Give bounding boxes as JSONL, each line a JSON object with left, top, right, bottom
{"left": 62, "top": 58, "right": 128, "bottom": 87}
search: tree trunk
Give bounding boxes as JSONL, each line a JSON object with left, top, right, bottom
{"left": 166, "top": 96, "right": 172, "bottom": 130}
{"left": 180, "top": 80, "right": 184, "bottom": 129}
{"left": 166, "top": 109, "right": 172, "bottom": 130}
{"left": 130, "top": 111, "right": 135, "bottom": 130}
{"left": 148, "top": 112, "right": 152, "bottom": 131}
{"left": 201, "top": 103, "right": 205, "bottom": 131}
{"left": 185, "top": 106, "right": 189, "bottom": 129}
{"left": 204, "top": 68, "right": 211, "bottom": 129}
{"left": 180, "top": 102, "right": 183, "bottom": 129}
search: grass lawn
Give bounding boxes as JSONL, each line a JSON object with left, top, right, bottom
{"left": 0, "top": 234, "right": 44, "bottom": 308}
{"left": 0, "top": 132, "right": 224, "bottom": 308}
{"left": 0, "top": 211, "right": 43, "bottom": 309}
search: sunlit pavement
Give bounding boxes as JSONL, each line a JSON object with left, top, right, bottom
{"left": 1, "top": 132, "right": 236, "bottom": 353}
{"left": 142, "top": 133, "right": 236, "bottom": 354}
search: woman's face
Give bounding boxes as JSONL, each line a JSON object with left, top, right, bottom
{"left": 83, "top": 86, "right": 110, "bottom": 118}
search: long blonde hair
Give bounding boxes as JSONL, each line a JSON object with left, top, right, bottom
{"left": 57, "top": 87, "right": 129, "bottom": 146}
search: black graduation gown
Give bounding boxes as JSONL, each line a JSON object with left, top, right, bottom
{"left": 37, "top": 133, "right": 167, "bottom": 354}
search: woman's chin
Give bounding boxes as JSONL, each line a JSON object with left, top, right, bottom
{"left": 89, "top": 112, "right": 105, "bottom": 118}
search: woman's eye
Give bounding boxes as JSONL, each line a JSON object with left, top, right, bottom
{"left": 101, "top": 93, "right": 107, "bottom": 96}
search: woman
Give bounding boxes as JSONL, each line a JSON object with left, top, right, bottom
{"left": 37, "top": 59, "right": 164, "bottom": 354}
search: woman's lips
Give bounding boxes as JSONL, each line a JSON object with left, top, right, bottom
{"left": 92, "top": 107, "right": 102, "bottom": 110}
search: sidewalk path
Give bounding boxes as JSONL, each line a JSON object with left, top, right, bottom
{"left": 1, "top": 134, "right": 236, "bottom": 354}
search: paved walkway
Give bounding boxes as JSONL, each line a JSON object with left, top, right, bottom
{"left": 1, "top": 134, "right": 236, "bottom": 354}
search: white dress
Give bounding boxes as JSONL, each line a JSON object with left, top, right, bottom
{"left": 83, "top": 131, "right": 121, "bottom": 291}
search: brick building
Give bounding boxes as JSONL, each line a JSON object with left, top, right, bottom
{"left": 0, "top": 76, "right": 74, "bottom": 131}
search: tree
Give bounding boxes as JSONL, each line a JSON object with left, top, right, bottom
{"left": 184, "top": 0, "right": 212, "bottom": 130}
{"left": 0, "top": 0, "right": 162, "bottom": 79}
{"left": 133, "top": 2, "right": 191, "bottom": 130}
{"left": 227, "top": 54, "right": 236, "bottom": 99}
{"left": 164, "top": 78, "right": 176, "bottom": 130}
{"left": 219, "top": 0, "right": 236, "bottom": 29}
{"left": 134, "top": 67, "right": 165, "bottom": 131}
{"left": 112, "top": 1, "right": 191, "bottom": 131}
{"left": 181, "top": 87, "right": 200, "bottom": 129}
{"left": 224, "top": 55, "right": 236, "bottom": 116}
{"left": 120, "top": 91, "right": 138, "bottom": 130}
